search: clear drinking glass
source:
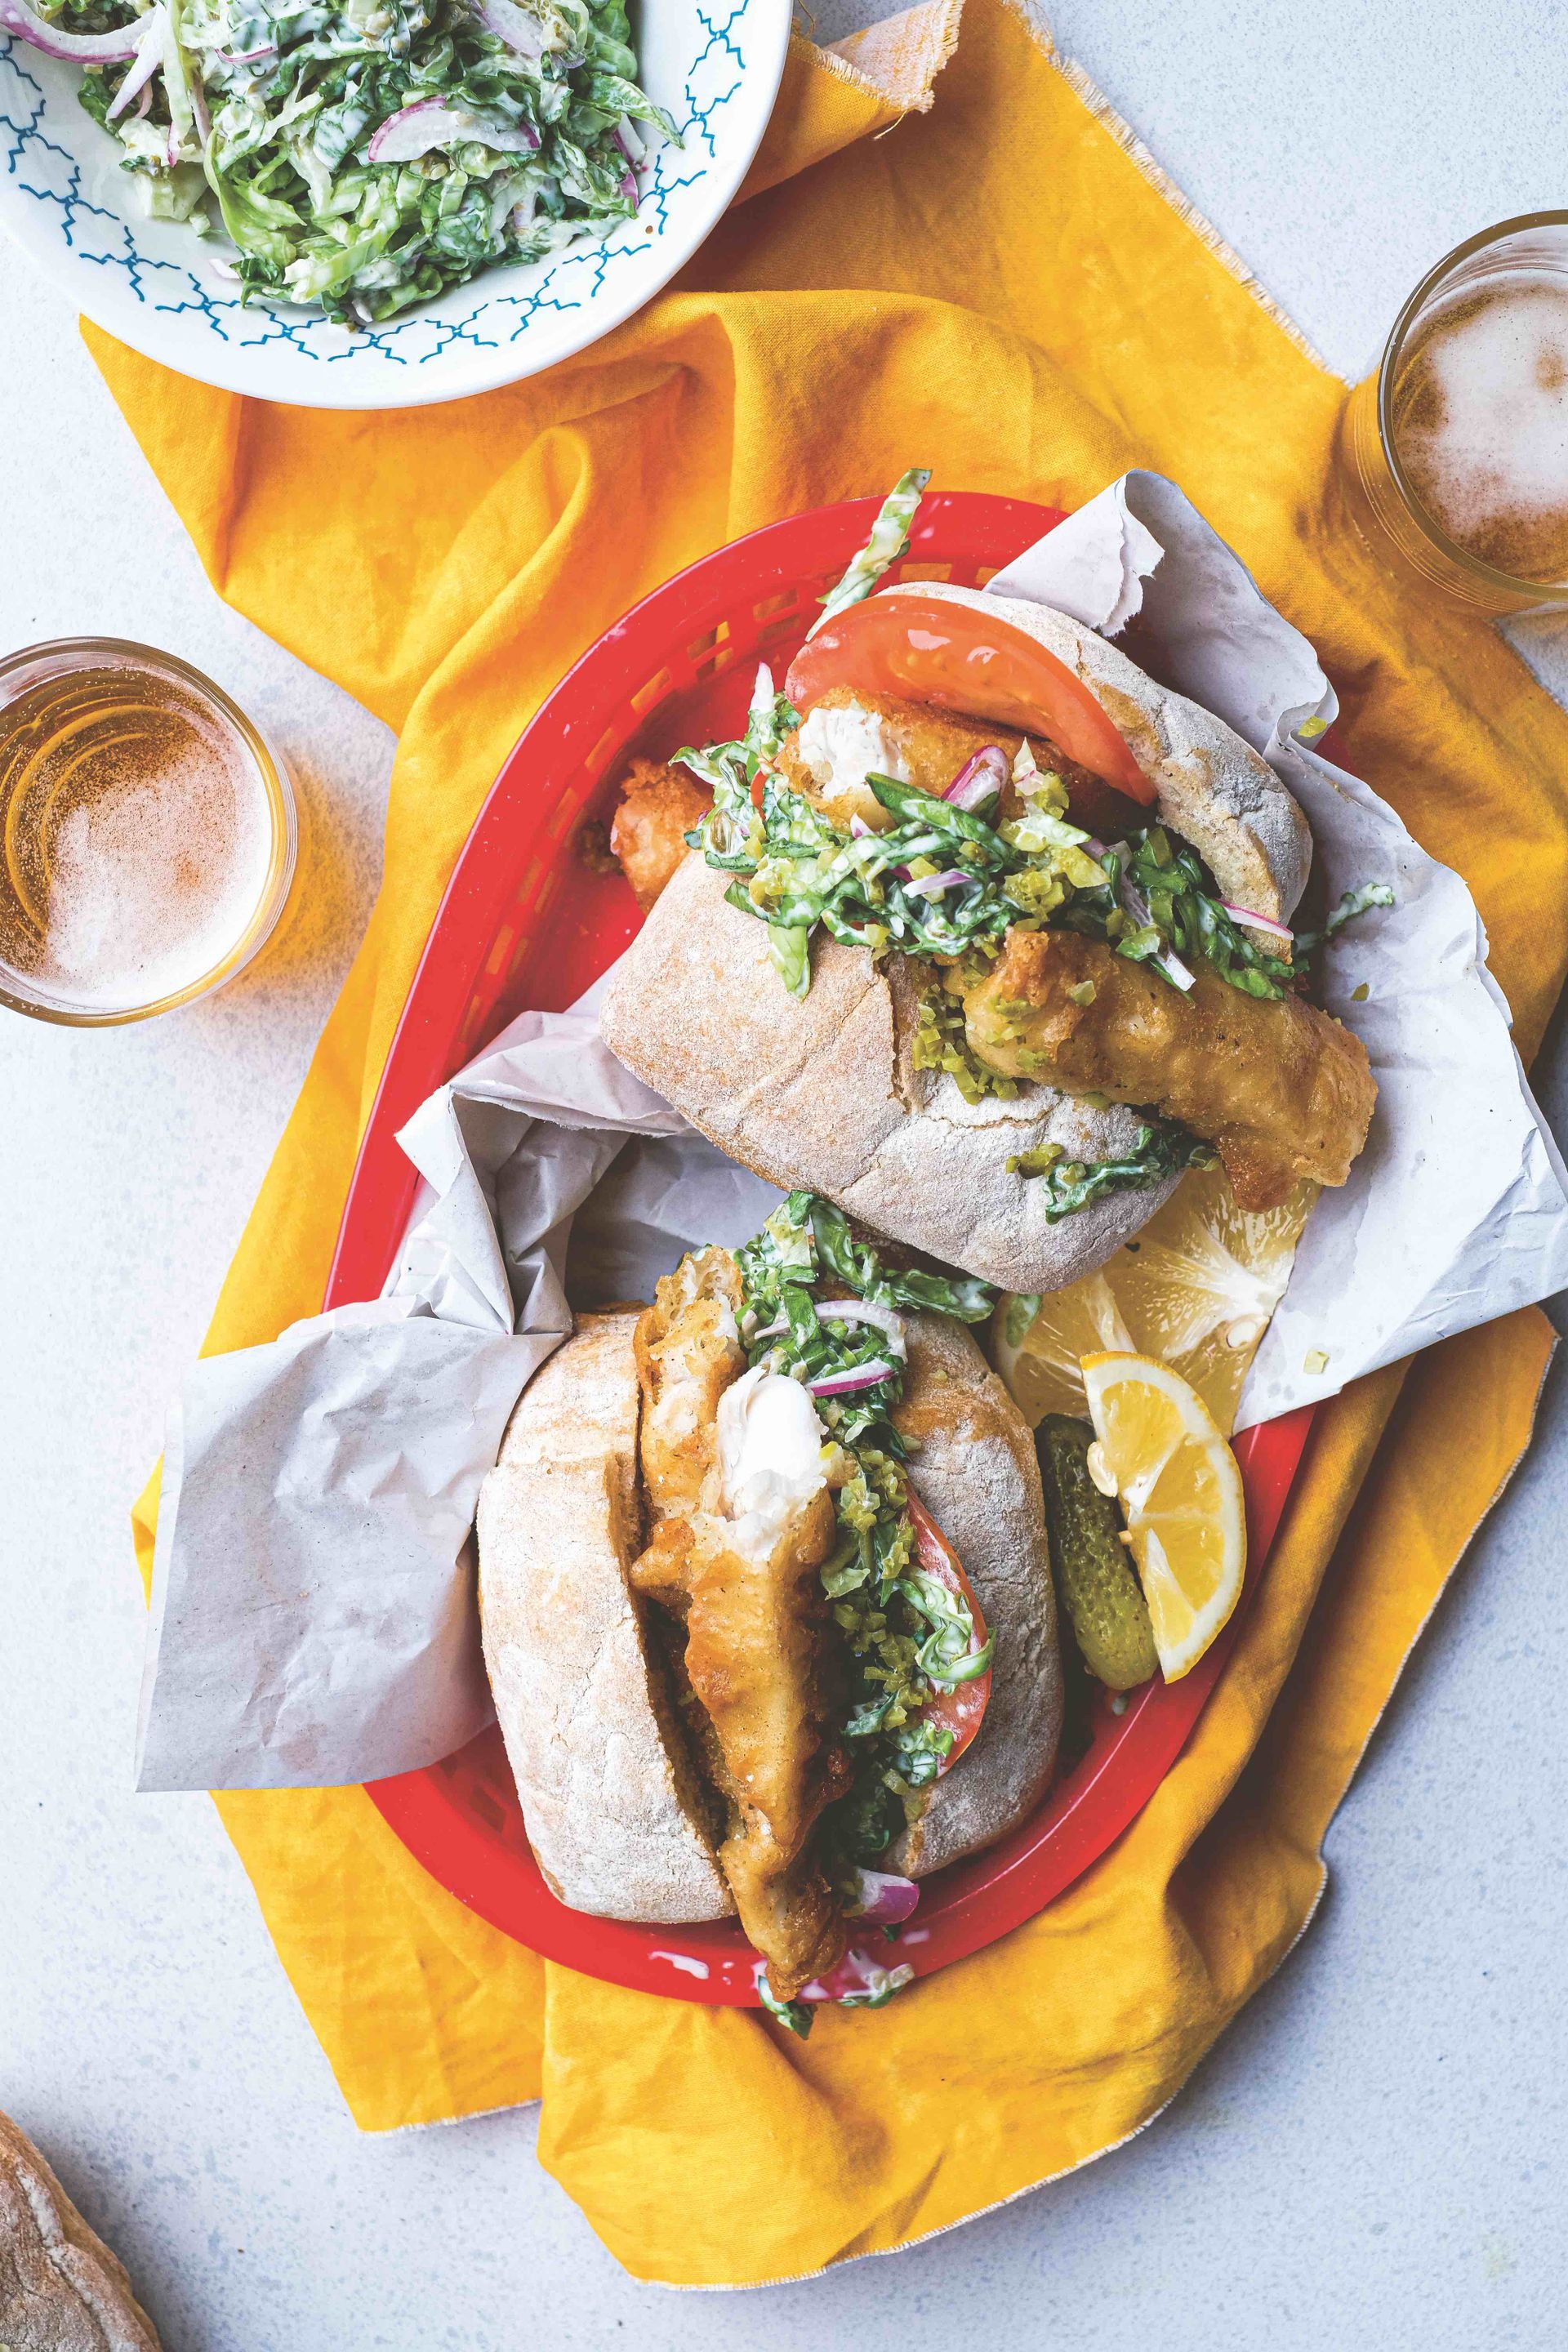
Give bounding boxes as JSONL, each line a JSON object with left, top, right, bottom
{"left": 1338, "top": 211, "right": 1568, "bottom": 614}
{"left": 0, "top": 638, "right": 297, "bottom": 1027}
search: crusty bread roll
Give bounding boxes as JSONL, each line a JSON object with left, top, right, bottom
{"left": 876, "top": 581, "right": 1312, "bottom": 925}
{"left": 893, "top": 1315, "right": 1061, "bottom": 1876}
{"left": 0, "top": 2109, "right": 162, "bottom": 2351}
{"left": 599, "top": 854, "right": 1183, "bottom": 1294}
{"left": 476, "top": 1311, "right": 733, "bottom": 1925}
{"left": 477, "top": 1304, "right": 1061, "bottom": 1921}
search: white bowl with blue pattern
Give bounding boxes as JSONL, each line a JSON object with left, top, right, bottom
{"left": 0, "top": 0, "right": 789, "bottom": 408}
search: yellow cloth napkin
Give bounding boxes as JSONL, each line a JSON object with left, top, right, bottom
{"left": 114, "top": 0, "right": 1566, "bottom": 2283}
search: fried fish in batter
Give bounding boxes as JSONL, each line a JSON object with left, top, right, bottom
{"left": 630, "top": 1263, "right": 851, "bottom": 2002}
{"left": 631, "top": 1503, "right": 850, "bottom": 2001}
{"left": 963, "top": 929, "right": 1376, "bottom": 1211}
{"left": 634, "top": 1247, "right": 746, "bottom": 1517}
{"left": 610, "top": 755, "right": 711, "bottom": 911}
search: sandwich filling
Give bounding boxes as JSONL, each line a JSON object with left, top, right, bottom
{"left": 664, "top": 653, "right": 1384, "bottom": 1214}
{"left": 627, "top": 1199, "right": 996, "bottom": 2007}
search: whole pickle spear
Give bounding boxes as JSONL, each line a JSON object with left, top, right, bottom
{"left": 1037, "top": 1414, "right": 1157, "bottom": 1691}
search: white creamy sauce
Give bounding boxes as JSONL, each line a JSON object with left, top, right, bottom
{"left": 796, "top": 702, "right": 911, "bottom": 811}
{"left": 715, "top": 1366, "right": 826, "bottom": 1562}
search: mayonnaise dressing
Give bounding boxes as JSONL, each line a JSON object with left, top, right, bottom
{"left": 796, "top": 702, "right": 911, "bottom": 821}
{"left": 715, "top": 1366, "right": 826, "bottom": 1561}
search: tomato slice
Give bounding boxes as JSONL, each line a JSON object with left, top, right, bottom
{"left": 905, "top": 1490, "right": 992, "bottom": 1773}
{"left": 785, "top": 590, "right": 1154, "bottom": 804}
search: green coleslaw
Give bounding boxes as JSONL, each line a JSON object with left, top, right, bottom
{"left": 41, "top": 0, "right": 674, "bottom": 322}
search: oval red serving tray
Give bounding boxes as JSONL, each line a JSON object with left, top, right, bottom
{"left": 325, "top": 492, "right": 1316, "bottom": 2007}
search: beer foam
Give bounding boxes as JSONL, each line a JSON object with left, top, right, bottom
{"left": 34, "top": 730, "right": 274, "bottom": 1012}
{"left": 1396, "top": 279, "right": 1568, "bottom": 578}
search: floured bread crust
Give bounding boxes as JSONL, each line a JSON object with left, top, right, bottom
{"left": 879, "top": 580, "right": 1313, "bottom": 925}
{"left": 599, "top": 856, "right": 1180, "bottom": 1293}
{"left": 0, "top": 2109, "right": 163, "bottom": 2351}
{"left": 892, "top": 1316, "right": 1062, "bottom": 1876}
{"left": 476, "top": 1312, "right": 733, "bottom": 1925}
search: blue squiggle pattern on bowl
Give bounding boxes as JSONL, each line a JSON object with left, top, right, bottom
{"left": 0, "top": 2, "right": 753, "bottom": 366}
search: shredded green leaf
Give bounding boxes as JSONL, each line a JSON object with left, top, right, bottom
{"left": 72, "top": 0, "right": 676, "bottom": 323}
{"left": 808, "top": 466, "right": 931, "bottom": 638}
{"left": 1005, "top": 1118, "right": 1218, "bottom": 1217}
{"left": 1293, "top": 881, "right": 1396, "bottom": 963}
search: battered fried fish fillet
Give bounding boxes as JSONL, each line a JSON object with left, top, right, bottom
{"left": 631, "top": 1504, "right": 850, "bottom": 2001}
{"left": 779, "top": 687, "right": 1119, "bottom": 836}
{"left": 631, "top": 1258, "right": 851, "bottom": 2001}
{"left": 634, "top": 1246, "right": 745, "bottom": 1517}
{"left": 610, "top": 755, "right": 711, "bottom": 911}
{"left": 964, "top": 929, "right": 1377, "bottom": 1211}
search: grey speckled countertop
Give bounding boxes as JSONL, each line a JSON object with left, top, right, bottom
{"left": 2, "top": 3, "right": 1566, "bottom": 2345}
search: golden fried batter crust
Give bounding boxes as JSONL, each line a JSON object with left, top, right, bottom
{"left": 634, "top": 1249, "right": 746, "bottom": 1518}
{"left": 610, "top": 756, "right": 711, "bottom": 911}
{"left": 963, "top": 929, "right": 1376, "bottom": 1210}
{"left": 630, "top": 1259, "right": 851, "bottom": 2001}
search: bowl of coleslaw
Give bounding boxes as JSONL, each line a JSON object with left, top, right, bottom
{"left": 0, "top": 0, "right": 790, "bottom": 408}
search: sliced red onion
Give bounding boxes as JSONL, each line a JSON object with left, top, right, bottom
{"left": 132, "top": 76, "right": 149, "bottom": 114}
{"left": 1119, "top": 873, "right": 1195, "bottom": 993}
{"left": 814, "top": 1298, "right": 906, "bottom": 1356}
{"left": 368, "top": 95, "right": 539, "bottom": 164}
{"left": 1221, "top": 901, "right": 1293, "bottom": 943}
{"left": 105, "top": 4, "right": 165, "bottom": 122}
{"left": 942, "top": 744, "right": 1007, "bottom": 810}
{"left": 806, "top": 1358, "right": 896, "bottom": 1397}
{"left": 849, "top": 815, "right": 872, "bottom": 839}
{"left": 479, "top": 0, "right": 546, "bottom": 58}
{"left": 612, "top": 123, "right": 638, "bottom": 203}
{"left": 217, "top": 40, "right": 277, "bottom": 64}
{"left": 188, "top": 69, "right": 209, "bottom": 145}
{"left": 852, "top": 1869, "right": 920, "bottom": 1925}
{"left": 0, "top": 0, "right": 140, "bottom": 60}
{"left": 904, "top": 866, "right": 969, "bottom": 900}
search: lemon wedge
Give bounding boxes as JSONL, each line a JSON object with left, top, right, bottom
{"left": 992, "top": 1169, "right": 1314, "bottom": 1435}
{"left": 1080, "top": 1352, "right": 1246, "bottom": 1681}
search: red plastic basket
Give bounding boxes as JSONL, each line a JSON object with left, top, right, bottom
{"left": 325, "top": 492, "right": 1315, "bottom": 2006}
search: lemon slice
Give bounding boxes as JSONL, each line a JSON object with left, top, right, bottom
{"left": 1080, "top": 1352, "right": 1246, "bottom": 1681}
{"left": 993, "top": 1169, "right": 1314, "bottom": 1435}
{"left": 991, "top": 1272, "right": 1134, "bottom": 1428}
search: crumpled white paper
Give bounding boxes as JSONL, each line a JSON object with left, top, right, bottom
{"left": 136, "top": 474, "right": 1568, "bottom": 1793}
{"left": 994, "top": 473, "right": 1568, "bottom": 1421}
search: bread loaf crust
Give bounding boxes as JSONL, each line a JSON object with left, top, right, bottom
{"left": 599, "top": 856, "right": 1180, "bottom": 1293}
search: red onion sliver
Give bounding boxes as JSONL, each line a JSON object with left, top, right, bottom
{"left": 218, "top": 41, "right": 277, "bottom": 63}
{"left": 853, "top": 1869, "right": 920, "bottom": 1925}
{"left": 806, "top": 1358, "right": 896, "bottom": 1397}
{"left": 813, "top": 1298, "right": 906, "bottom": 1356}
{"left": 849, "top": 815, "right": 872, "bottom": 839}
{"left": 479, "top": 0, "right": 546, "bottom": 57}
{"left": 1220, "top": 901, "right": 1293, "bottom": 943}
{"left": 943, "top": 744, "right": 1008, "bottom": 809}
{"left": 0, "top": 0, "right": 140, "bottom": 60}
{"left": 904, "top": 867, "right": 969, "bottom": 899}
{"left": 106, "top": 6, "right": 165, "bottom": 122}
{"left": 368, "top": 95, "right": 538, "bottom": 164}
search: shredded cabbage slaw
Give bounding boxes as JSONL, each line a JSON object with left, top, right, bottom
{"left": 17, "top": 0, "right": 674, "bottom": 322}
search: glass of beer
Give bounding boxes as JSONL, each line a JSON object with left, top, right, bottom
{"left": 1339, "top": 211, "right": 1568, "bottom": 612}
{"left": 0, "top": 639, "right": 297, "bottom": 1026}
